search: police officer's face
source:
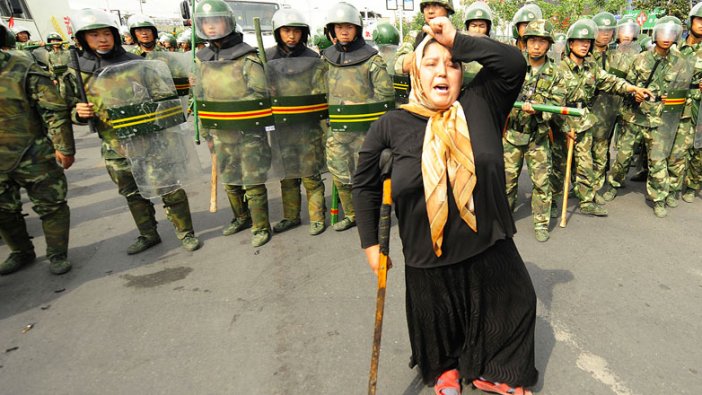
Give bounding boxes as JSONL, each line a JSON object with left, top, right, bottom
{"left": 420, "top": 42, "right": 462, "bottom": 110}
{"left": 467, "top": 20, "right": 488, "bottom": 35}
{"left": 334, "top": 23, "right": 357, "bottom": 43}
{"left": 201, "top": 17, "right": 228, "bottom": 38}
{"left": 84, "top": 27, "right": 115, "bottom": 53}
{"left": 423, "top": 3, "right": 449, "bottom": 23}
{"left": 16, "top": 32, "right": 29, "bottom": 42}
{"left": 526, "top": 37, "right": 549, "bottom": 60}
{"left": 617, "top": 27, "right": 635, "bottom": 44}
{"left": 595, "top": 28, "right": 614, "bottom": 47}
{"left": 569, "top": 39, "right": 591, "bottom": 57}
{"left": 134, "top": 27, "right": 154, "bottom": 43}
{"left": 280, "top": 26, "right": 302, "bottom": 47}
{"left": 691, "top": 17, "right": 702, "bottom": 37}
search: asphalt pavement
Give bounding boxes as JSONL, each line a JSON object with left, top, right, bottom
{"left": 1, "top": 125, "right": 700, "bottom": 394}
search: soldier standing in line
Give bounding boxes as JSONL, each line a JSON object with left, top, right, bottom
{"left": 12, "top": 25, "right": 36, "bottom": 50}
{"left": 177, "top": 30, "right": 192, "bottom": 52}
{"left": 193, "top": 0, "right": 274, "bottom": 247}
{"left": 265, "top": 8, "right": 327, "bottom": 236}
{"left": 588, "top": 12, "right": 619, "bottom": 200}
{"left": 683, "top": 4, "right": 702, "bottom": 203}
{"left": 462, "top": 1, "right": 493, "bottom": 86}
{"left": 322, "top": 1, "right": 394, "bottom": 231}
{"left": 669, "top": 8, "right": 702, "bottom": 207}
{"left": 550, "top": 19, "right": 652, "bottom": 217}
{"left": 372, "top": 23, "right": 404, "bottom": 104}
{"left": 503, "top": 19, "right": 561, "bottom": 243}
{"left": 128, "top": 14, "right": 165, "bottom": 56}
{"left": 63, "top": 8, "right": 202, "bottom": 253}
{"left": 160, "top": 34, "right": 177, "bottom": 52}
{"left": 602, "top": 17, "right": 687, "bottom": 217}
{"left": 46, "top": 32, "right": 70, "bottom": 85}
{"left": 0, "top": 19, "right": 75, "bottom": 275}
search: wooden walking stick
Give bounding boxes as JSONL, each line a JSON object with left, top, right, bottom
{"left": 209, "top": 153, "right": 217, "bottom": 213}
{"left": 560, "top": 129, "right": 576, "bottom": 228}
{"left": 368, "top": 149, "right": 393, "bottom": 395}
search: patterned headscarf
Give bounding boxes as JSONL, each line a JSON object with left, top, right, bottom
{"left": 400, "top": 36, "right": 477, "bottom": 257}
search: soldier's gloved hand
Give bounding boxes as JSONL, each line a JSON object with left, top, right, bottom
{"left": 76, "top": 102, "right": 95, "bottom": 119}
{"left": 522, "top": 102, "right": 536, "bottom": 115}
{"left": 55, "top": 151, "right": 75, "bottom": 170}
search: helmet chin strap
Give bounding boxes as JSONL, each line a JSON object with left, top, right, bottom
{"left": 141, "top": 40, "right": 156, "bottom": 49}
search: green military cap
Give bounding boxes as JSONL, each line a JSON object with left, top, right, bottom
{"left": 523, "top": 19, "right": 554, "bottom": 43}
{"left": 566, "top": 19, "right": 597, "bottom": 55}
{"left": 373, "top": 23, "right": 400, "bottom": 46}
{"left": 554, "top": 32, "right": 566, "bottom": 43}
{"left": 73, "top": 8, "right": 119, "bottom": 35}
{"left": 194, "top": 0, "right": 237, "bottom": 41}
{"left": 272, "top": 8, "right": 310, "bottom": 46}
{"left": 653, "top": 15, "right": 683, "bottom": 43}
{"left": 512, "top": 5, "right": 542, "bottom": 39}
{"left": 420, "top": 0, "right": 455, "bottom": 15}
{"left": 325, "top": 2, "right": 363, "bottom": 40}
{"left": 464, "top": 1, "right": 493, "bottom": 34}
{"left": 592, "top": 12, "right": 616, "bottom": 31}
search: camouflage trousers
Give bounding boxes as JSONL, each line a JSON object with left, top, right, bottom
{"left": 503, "top": 137, "right": 552, "bottom": 230}
{"left": 0, "top": 141, "right": 69, "bottom": 260}
{"left": 667, "top": 118, "right": 694, "bottom": 195}
{"left": 686, "top": 146, "right": 702, "bottom": 191}
{"left": 550, "top": 127, "right": 567, "bottom": 196}
{"left": 607, "top": 121, "right": 643, "bottom": 189}
{"left": 212, "top": 130, "right": 272, "bottom": 186}
{"left": 279, "top": 176, "right": 325, "bottom": 223}
{"left": 325, "top": 131, "right": 366, "bottom": 185}
{"left": 639, "top": 126, "right": 670, "bottom": 203}
{"left": 105, "top": 156, "right": 194, "bottom": 239}
{"left": 224, "top": 184, "right": 270, "bottom": 233}
{"left": 273, "top": 124, "right": 325, "bottom": 179}
{"left": 591, "top": 120, "right": 618, "bottom": 192}
{"left": 552, "top": 130, "right": 597, "bottom": 206}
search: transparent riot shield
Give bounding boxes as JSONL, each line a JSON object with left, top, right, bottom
{"left": 94, "top": 60, "right": 201, "bottom": 198}
{"left": 266, "top": 57, "right": 328, "bottom": 180}
{"left": 695, "top": 99, "right": 702, "bottom": 149}
{"left": 146, "top": 51, "right": 192, "bottom": 113}
{"left": 655, "top": 57, "right": 695, "bottom": 160}
{"left": 193, "top": 58, "right": 276, "bottom": 186}
{"left": 326, "top": 64, "right": 395, "bottom": 184}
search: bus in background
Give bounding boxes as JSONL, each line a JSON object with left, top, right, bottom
{"left": 1, "top": 0, "right": 73, "bottom": 41}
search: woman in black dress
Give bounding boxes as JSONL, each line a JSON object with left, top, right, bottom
{"left": 352, "top": 17, "right": 537, "bottom": 395}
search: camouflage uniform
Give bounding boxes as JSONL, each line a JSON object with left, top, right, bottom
{"left": 606, "top": 49, "right": 683, "bottom": 206}
{"left": 551, "top": 56, "right": 632, "bottom": 211}
{"left": 132, "top": 44, "right": 166, "bottom": 57}
{"left": 63, "top": 42, "right": 198, "bottom": 250}
{"left": 589, "top": 47, "right": 620, "bottom": 192}
{"left": 0, "top": 51, "right": 74, "bottom": 274}
{"left": 265, "top": 22, "right": 327, "bottom": 234}
{"left": 504, "top": 55, "right": 560, "bottom": 233}
{"left": 47, "top": 47, "right": 70, "bottom": 82}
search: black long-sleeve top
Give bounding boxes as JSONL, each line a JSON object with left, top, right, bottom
{"left": 352, "top": 33, "right": 527, "bottom": 268}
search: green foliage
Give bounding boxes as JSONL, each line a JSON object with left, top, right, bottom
{"left": 632, "top": 0, "right": 691, "bottom": 21}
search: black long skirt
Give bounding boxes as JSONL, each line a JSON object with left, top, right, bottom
{"left": 405, "top": 238, "right": 538, "bottom": 387}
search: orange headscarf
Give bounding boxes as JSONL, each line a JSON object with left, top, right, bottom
{"left": 400, "top": 36, "right": 477, "bottom": 257}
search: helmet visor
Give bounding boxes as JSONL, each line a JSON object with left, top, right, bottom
{"left": 195, "top": 12, "right": 233, "bottom": 40}
{"left": 653, "top": 23, "right": 682, "bottom": 43}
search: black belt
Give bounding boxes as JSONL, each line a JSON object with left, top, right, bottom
{"left": 690, "top": 83, "right": 700, "bottom": 90}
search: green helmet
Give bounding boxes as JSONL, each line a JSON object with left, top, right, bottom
{"left": 46, "top": 32, "right": 62, "bottom": 42}
{"left": 373, "top": 23, "right": 400, "bottom": 46}
{"left": 566, "top": 19, "right": 598, "bottom": 55}
{"left": 616, "top": 16, "right": 640, "bottom": 43}
{"left": 592, "top": 12, "right": 616, "bottom": 31}
{"left": 325, "top": 2, "right": 363, "bottom": 42}
{"left": 419, "top": 0, "right": 455, "bottom": 16}
{"left": 12, "top": 25, "right": 30, "bottom": 37}
{"left": 272, "top": 8, "right": 310, "bottom": 46}
{"left": 512, "top": 5, "right": 542, "bottom": 39}
{"left": 464, "top": 2, "right": 493, "bottom": 34}
{"left": 194, "top": 0, "right": 237, "bottom": 41}
{"left": 653, "top": 16, "right": 683, "bottom": 43}
{"left": 523, "top": 19, "right": 554, "bottom": 43}
{"left": 554, "top": 32, "right": 566, "bottom": 44}
{"left": 691, "top": 3, "right": 702, "bottom": 27}
{"left": 128, "top": 14, "right": 158, "bottom": 44}
{"left": 313, "top": 29, "right": 333, "bottom": 50}
{"left": 159, "top": 33, "right": 177, "bottom": 47}
{"left": 72, "top": 8, "right": 120, "bottom": 52}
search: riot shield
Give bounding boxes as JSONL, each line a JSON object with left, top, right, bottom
{"left": 608, "top": 42, "right": 640, "bottom": 79}
{"left": 655, "top": 56, "right": 695, "bottom": 160}
{"left": 94, "top": 60, "right": 201, "bottom": 198}
{"left": 266, "top": 57, "right": 328, "bottom": 180}
{"left": 193, "top": 58, "right": 276, "bottom": 186}
{"left": 695, "top": 99, "right": 702, "bottom": 149}
{"left": 145, "top": 51, "right": 191, "bottom": 96}
{"left": 30, "top": 47, "right": 50, "bottom": 70}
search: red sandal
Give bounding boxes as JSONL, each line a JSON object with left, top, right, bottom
{"left": 434, "top": 369, "right": 461, "bottom": 395}
{"left": 472, "top": 377, "right": 533, "bottom": 395}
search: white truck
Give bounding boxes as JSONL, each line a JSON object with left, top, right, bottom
{"left": 1, "top": 0, "right": 74, "bottom": 41}
{"left": 180, "top": 0, "right": 281, "bottom": 49}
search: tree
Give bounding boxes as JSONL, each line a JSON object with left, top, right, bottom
{"left": 633, "top": 0, "right": 691, "bottom": 21}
